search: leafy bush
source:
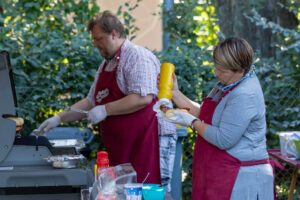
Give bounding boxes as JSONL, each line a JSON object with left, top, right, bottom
{"left": 0, "top": 0, "right": 101, "bottom": 134}
{"left": 0, "top": 0, "right": 146, "bottom": 156}
{"left": 158, "top": 0, "right": 218, "bottom": 102}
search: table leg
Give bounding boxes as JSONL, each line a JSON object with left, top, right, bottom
{"left": 288, "top": 168, "right": 298, "bottom": 200}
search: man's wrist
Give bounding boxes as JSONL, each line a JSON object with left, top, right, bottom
{"left": 55, "top": 114, "right": 62, "bottom": 123}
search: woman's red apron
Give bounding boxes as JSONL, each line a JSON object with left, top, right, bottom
{"left": 94, "top": 50, "right": 161, "bottom": 184}
{"left": 192, "top": 86, "right": 271, "bottom": 200}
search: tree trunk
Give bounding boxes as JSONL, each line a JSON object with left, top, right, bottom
{"left": 213, "top": 0, "right": 298, "bottom": 58}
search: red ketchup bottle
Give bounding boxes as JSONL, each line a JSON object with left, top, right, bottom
{"left": 96, "top": 151, "right": 109, "bottom": 179}
{"left": 96, "top": 151, "right": 117, "bottom": 200}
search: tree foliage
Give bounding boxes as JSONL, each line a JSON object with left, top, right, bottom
{"left": 0, "top": 0, "right": 101, "bottom": 133}
{"left": 0, "top": 0, "right": 146, "bottom": 156}
{"left": 245, "top": 6, "right": 300, "bottom": 147}
{"left": 159, "top": 0, "right": 219, "bottom": 103}
{"left": 0, "top": 0, "right": 141, "bottom": 131}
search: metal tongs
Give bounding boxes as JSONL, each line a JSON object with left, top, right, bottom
{"left": 33, "top": 129, "right": 44, "bottom": 137}
{"left": 65, "top": 107, "right": 89, "bottom": 114}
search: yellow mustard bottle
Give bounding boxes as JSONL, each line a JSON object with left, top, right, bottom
{"left": 158, "top": 63, "right": 175, "bottom": 100}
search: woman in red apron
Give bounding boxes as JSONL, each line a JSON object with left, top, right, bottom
{"left": 163, "top": 37, "right": 274, "bottom": 200}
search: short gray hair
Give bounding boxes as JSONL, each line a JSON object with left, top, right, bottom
{"left": 213, "top": 37, "right": 254, "bottom": 73}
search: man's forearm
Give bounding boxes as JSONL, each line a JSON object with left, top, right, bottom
{"left": 58, "top": 98, "right": 93, "bottom": 122}
{"left": 105, "top": 94, "right": 153, "bottom": 116}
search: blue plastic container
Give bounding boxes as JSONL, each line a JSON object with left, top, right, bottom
{"left": 142, "top": 186, "right": 166, "bottom": 200}
{"left": 142, "top": 184, "right": 160, "bottom": 189}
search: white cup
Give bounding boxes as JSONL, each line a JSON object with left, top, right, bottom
{"left": 124, "top": 183, "right": 142, "bottom": 200}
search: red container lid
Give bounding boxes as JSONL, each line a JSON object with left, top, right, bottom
{"left": 97, "top": 151, "right": 108, "bottom": 159}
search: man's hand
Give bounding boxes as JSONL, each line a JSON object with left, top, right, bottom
{"left": 163, "top": 110, "right": 197, "bottom": 127}
{"left": 87, "top": 105, "right": 107, "bottom": 124}
{"left": 38, "top": 115, "right": 61, "bottom": 133}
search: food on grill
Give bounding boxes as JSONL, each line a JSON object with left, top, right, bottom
{"left": 7, "top": 117, "right": 24, "bottom": 126}
{"left": 6, "top": 117, "right": 24, "bottom": 132}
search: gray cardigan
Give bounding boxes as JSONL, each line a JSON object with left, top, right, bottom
{"left": 203, "top": 74, "right": 274, "bottom": 200}
{"left": 204, "top": 74, "right": 268, "bottom": 161}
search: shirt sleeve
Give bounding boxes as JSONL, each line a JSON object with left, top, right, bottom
{"left": 123, "top": 48, "right": 160, "bottom": 97}
{"left": 204, "top": 92, "right": 257, "bottom": 150}
{"left": 86, "top": 62, "right": 104, "bottom": 106}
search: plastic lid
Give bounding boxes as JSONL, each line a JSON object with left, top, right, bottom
{"left": 97, "top": 151, "right": 108, "bottom": 159}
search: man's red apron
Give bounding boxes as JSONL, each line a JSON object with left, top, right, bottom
{"left": 94, "top": 50, "right": 161, "bottom": 184}
{"left": 192, "top": 86, "right": 271, "bottom": 200}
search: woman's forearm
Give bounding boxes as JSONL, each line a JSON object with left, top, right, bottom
{"left": 172, "top": 90, "right": 201, "bottom": 117}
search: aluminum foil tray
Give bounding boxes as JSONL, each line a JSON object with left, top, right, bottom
{"left": 52, "top": 160, "right": 78, "bottom": 169}
{"left": 45, "top": 154, "right": 85, "bottom": 169}
{"left": 49, "top": 139, "right": 85, "bottom": 148}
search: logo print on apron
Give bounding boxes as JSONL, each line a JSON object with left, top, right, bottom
{"left": 96, "top": 88, "right": 109, "bottom": 103}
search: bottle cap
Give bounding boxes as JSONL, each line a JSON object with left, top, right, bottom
{"left": 97, "top": 151, "right": 109, "bottom": 168}
{"left": 97, "top": 151, "right": 108, "bottom": 159}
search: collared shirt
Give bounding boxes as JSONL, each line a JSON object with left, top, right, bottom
{"left": 87, "top": 39, "right": 176, "bottom": 136}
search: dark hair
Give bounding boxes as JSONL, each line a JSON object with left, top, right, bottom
{"left": 87, "top": 10, "right": 126, "bottom": 38}
{"left": 213, "top": 37, "right": 254, "bottom": 73}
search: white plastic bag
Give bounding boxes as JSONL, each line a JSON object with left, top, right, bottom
{"left": 286, "top": 132, "right": 300, "bottom": 159}
{"left": 91, "top": 163, "right": 137, "bottom": 200}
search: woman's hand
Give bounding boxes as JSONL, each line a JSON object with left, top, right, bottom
{"left": 171, "top": 73, "right": 180, "bottom": 98}
{"left": 163, "top": 110, "right": 197, "bottom": 127}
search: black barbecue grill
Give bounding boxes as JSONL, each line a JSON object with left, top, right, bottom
{"left": 0, "top": 51, "right": 94, "bottom": 200}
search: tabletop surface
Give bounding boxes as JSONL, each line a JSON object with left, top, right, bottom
{"left": 268, "top": 149, "right": 300, "bottom": 169}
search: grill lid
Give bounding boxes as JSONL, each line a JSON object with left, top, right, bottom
{"left": 0, "top": 51, "right": 17, "bottom": 162}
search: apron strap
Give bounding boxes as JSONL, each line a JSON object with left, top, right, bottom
{"left": 240, "top": 158, "right": 270, "bottom": 166}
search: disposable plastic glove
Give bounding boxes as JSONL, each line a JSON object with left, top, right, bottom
{"left": 163, "top": 110, "right": 197, "bottom": 127}
{"left": 153, "top": 98, "right": 172, "bottom": 117}
{"left": 87, "top": 105, "right": 107, "bottom": 124}
{"left": 38, "top": 115, "right": 61, "bottom": 133}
